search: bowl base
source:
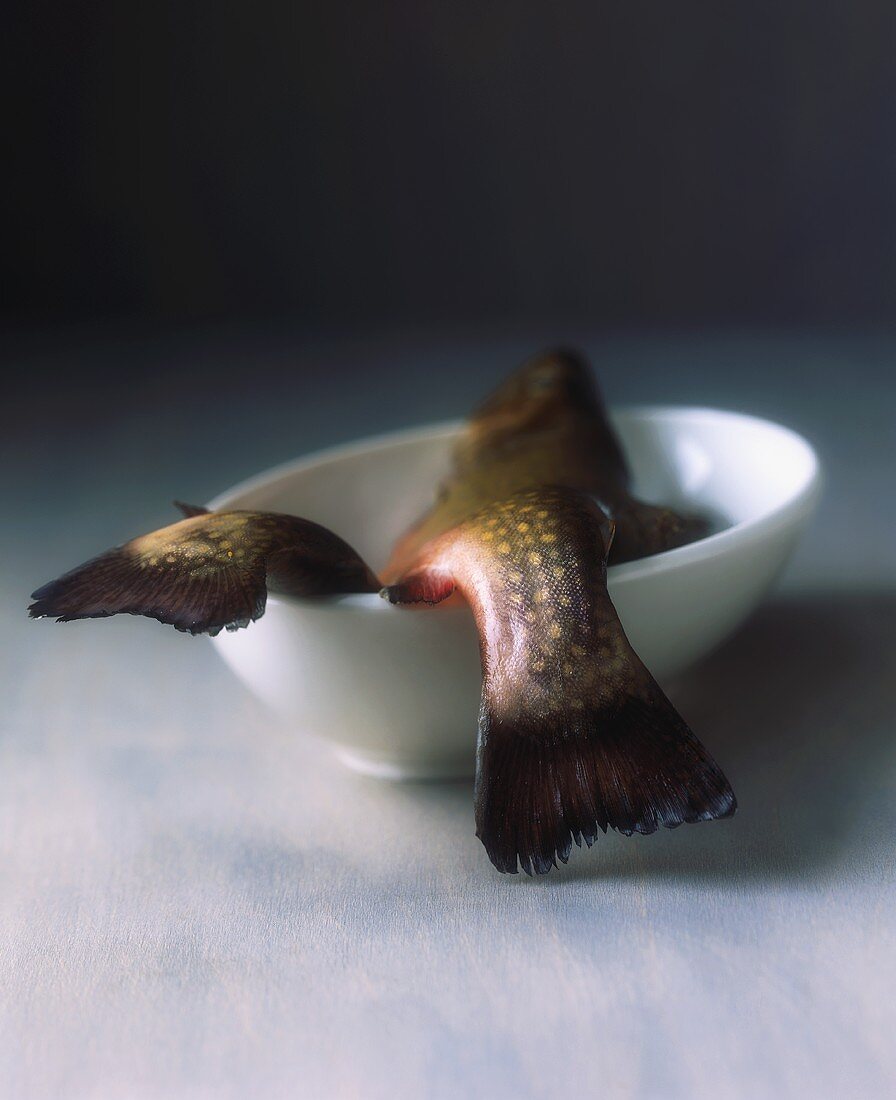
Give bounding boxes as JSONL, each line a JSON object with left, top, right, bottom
{"left": 335, "top": 747, "right": 475, "bottom": 782}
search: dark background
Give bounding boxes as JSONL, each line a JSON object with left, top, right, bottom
{"left": 7, "top": 1, "right": 896, "bottom": 330}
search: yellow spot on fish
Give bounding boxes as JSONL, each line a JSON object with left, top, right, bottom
{"left": 481, "top": 530, "right": 494, "bottom": 542}
{"left": 559, "top": 594, "right": 571, "bottom": 608}
{"left": 166, "top": 555, "right": 176, "bottom": 564}
{"left": 571, "top": 644, "right": 586, "bottom": 657}
{"left": 497, "top": 541, "right": 511, "bottom": 554}
{"left": 562, "top": 662, "right": 574, "bottom": 676}
{"left": 226, "top": 550, "right": 233, "bottom": 558}
{"left": 528, "top": 551, "right": 542, "bottom": 565}
{"left": 536, "top": 510, "right": 549, "bottom": 519}
{"left": 548, "top": 622, "right": 562, "bottom": 639}
{"left": 540, "top": 532, "right": 557, "bottom": 543}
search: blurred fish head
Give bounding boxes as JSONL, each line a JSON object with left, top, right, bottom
{"left": 468, "top": 347, "right": 598, "bottom": 440}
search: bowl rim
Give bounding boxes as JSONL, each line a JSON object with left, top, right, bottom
{"left": 208, "top": 405, "right": 822, "bottom": 606}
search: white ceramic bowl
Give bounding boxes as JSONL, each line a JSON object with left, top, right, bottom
{"left": 209, "top": 408, "right": 821, "bottom": 779}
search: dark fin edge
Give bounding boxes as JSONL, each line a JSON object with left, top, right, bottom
{"left": 475, "top": 695, "right": 736, "bottom": 876}
{"left": 380, "top": 573, "right": 456, "bottom": 606}
{"left": 28, "top": 547, "right": 266, "bottom": 637}
{"left": 609, "top": 501, "right": 711, "bottom": 565}
{"left": 174, "top": 501, "right": 210, "bottom": 517}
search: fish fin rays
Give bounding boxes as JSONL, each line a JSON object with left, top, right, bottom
{"left": 29, "top": 511, "right": 380, "bottom": 635}
{"left": 456, "top": 487, "right": 735, "bottom": 875}
{"left": 28, "top": 545, "right": 268, "bottom": 636}
{"left": 475, "top": 690, "right": 737, "bottom": 875}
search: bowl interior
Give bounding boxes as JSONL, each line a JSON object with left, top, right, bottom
{"left": 210, "top": 407, "right": 819, "bottom": 577}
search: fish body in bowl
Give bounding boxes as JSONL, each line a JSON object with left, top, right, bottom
{"left": 208, "top": 406, "right": 821, "bottom": 780}
{"left": 27, "top": 347, "right": 821, "bottom": 876}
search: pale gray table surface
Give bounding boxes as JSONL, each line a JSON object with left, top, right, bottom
{"left": 2, "top": 329, "right": 894, "bottom": 1099}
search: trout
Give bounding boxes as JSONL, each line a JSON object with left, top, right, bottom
{"left": 386, "top": 347, "right": 706, "bottom": 578}
{"left": 28, "top": 349, "right": 736, "bottom": 875}
{"left": 382, "top": 350, "right": 735, "bottom": 873}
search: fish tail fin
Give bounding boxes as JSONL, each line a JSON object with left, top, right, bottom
{"left": 28, "top": 510, "right": 380, "bottom": 635}
{"left": 609, "top": 500, "right": 709, "bottom": 564}
{"left": 475, "top": 685, "right": 736, "bottom": 876}
{"left": 173, "top": 501, "right": 210, "bottom": 518}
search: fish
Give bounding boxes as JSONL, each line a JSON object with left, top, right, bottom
{"left": 383, "top": 486, "right": 735, "bottom": 873}
{"left": 28, "top": 503, "right": 380, "bottom": 635}
{"left": 28, "top": 349, "right": 736, "bottom": 877}
{"left": 383, "top": 350, "right": 735, "bottom": 873}
{"left": 385, "top": 347, "right": 707, "bottom": 580}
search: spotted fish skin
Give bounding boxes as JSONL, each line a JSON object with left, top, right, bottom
{"left": 385, "top": 485, "right": 736, "bottom": 874}
{"left": 386, "top": 348, "right": 706, "bottom": 580}
{"left": 383, "top": 352, "right": 731, "bottom": 875}
{"left": 27, "top": 348, "right": 732, "bottom": 878}
{"left": 386, "top": 488, "right": 618, "bottom": 719}
{"left": 29, "top": 509, "right": 380, "bottom": 635}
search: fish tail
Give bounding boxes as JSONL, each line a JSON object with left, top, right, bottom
{"left": 609, "top": 500, "right": 709, "bottom": 564}
{"left": 475, "top": 615, "right": 736, "bottom": 875}
{"left": 28, "top": 510, "right": 380, "bottom": 635}
{"left": 475, "top": 691, "right": 736, "bottom": 875}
